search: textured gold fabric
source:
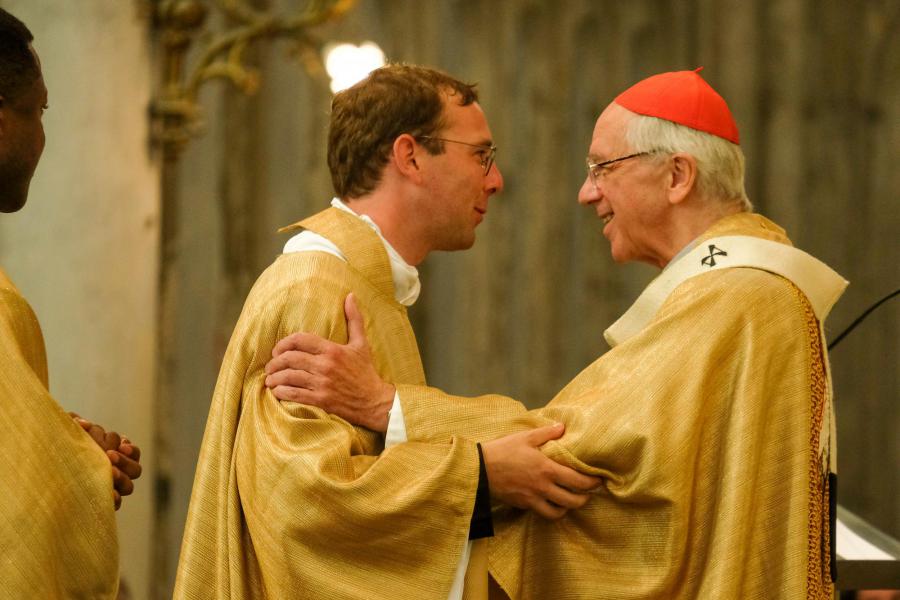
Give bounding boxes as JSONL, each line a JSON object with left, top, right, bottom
{"left": 397, "top": 213, "right": 839, "bottom": 599}
{"left": 0, "top": 268, "right": 119, "bottom": 599}
{"left": 175, "top": 208, "right": 481, "bottom": 599}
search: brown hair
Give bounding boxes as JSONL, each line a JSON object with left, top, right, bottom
{"left": 328, "top": 63, "right": 478, "bottom": 198}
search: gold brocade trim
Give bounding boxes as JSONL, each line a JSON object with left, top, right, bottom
{"left": 792, "top": 284, "right": 833, "bottom": 599}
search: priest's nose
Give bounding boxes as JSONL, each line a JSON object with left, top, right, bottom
{"left": 578, "top": 175, "right": 600, "bottom": 206}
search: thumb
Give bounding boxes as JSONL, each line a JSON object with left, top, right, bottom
{"left": 344, "top": 293, "right": 368, "bottom": 349}
{"left": 525, "top": 422, "right": 566, "bottom": 447}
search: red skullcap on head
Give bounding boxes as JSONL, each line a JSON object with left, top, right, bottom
{"left": 614, "top": 68, "right": 740, "bottom": 144}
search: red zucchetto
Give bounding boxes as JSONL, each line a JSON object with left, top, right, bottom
{"left": 614, "top": 68, "right": 740, "bottom": 144}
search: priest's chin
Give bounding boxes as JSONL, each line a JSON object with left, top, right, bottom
{"left": 0, "top": 180, "right": 31, "bottom": 213}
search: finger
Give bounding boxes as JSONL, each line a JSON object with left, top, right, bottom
{"left": 120, "top": 455, "right": 142, "bottom": 480}
{"left": 271, "top": 332, "right": 330, "bottom": 358}
{"left": 270, "top": 384, "right": 322, "bottom": 406}
{"left": 69, "top": 412, "right": 90, "bottom": 429}
{"left": 109, "top": 450, "right": 142, "bottom": 480}
{"left": 264, "top": 350, "right": 318, "bottom": 377}
{"left": 119, "top": 442, "right": 141, "bottom": 463}
{"left": 343, "top": 294, "right": 368, "bottom": 349}
{"left": 552, "top": 464, "right": 602, "bottom": 492}
{"left": 532, "top": 500, "right": 567, "bottom": 520}
{"left": 103, "top": 430, "right": 122, "bottom": 452}
{"left": 113, "top": 490, "right": 121, "bottom": 511}
{"left": 111, "top": 465, "right": 135, "bottom": 497}
{"left": 265, "top": 352, "right": 291, "bottom": 375}
{"left": 542, "top": 484, "right": 591, "bottom": 510}
{"left": 72, "top": 418, "right": 92, "bottom": 432}
{"left": 264, "top": 366, "right": 316, "bottom": 390}
{"left": 85, "top": 424, "right": 106, "bottom": 447}
{"left": 524, "top": 423, "right": 565, "bottom": 447}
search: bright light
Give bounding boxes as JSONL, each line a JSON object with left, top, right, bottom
{"left": 324, "top": 42, "right": 386, "bottom": 94}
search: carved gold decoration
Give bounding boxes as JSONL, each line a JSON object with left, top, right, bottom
{"left": 148, "top": 2, "right": 356, "bottom": 597}
{"left": 151, "top": 0, "right": 355, "bottom": 160}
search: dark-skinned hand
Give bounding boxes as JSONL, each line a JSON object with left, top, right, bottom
{"left": 70, "top": 413, "right": 142, "bottom": 510}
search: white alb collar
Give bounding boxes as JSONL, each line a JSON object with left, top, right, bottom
{"left": 605, "top": 235, "right": 848, "bottom": 347}
{"left": 331, "top": 198, "right": 421, "bottom": 306}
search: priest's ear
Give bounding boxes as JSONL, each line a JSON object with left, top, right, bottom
{"left": 391, "top": 133, "right": 424, "bottom": 184}
{"left": 666, "top": 152, "right": 698, "bottom": 205}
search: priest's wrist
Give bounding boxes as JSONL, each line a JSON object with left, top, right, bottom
{"left": 370, "top": 381, "right": 395, "bottom": 433}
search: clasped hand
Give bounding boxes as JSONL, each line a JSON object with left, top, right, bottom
{"left": 264, "top": 294, "right": 600, "bottom": 520}
{"left": 70, "top": 413, "right": 142, "bottom": 510}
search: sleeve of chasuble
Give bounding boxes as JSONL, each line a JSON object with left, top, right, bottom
{"left": 396, "top": 267, "right": 821, "bottom": 483}
{"left": 229, "top": 254, "right": 482, "bottom": 599}
{"left": 397, "top": 268, "right": 829, "bottom": 598}
{"left": 0, "top": 288, "right": 119, "bottom": 599}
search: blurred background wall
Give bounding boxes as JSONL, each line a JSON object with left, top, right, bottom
{"left": 0, "top": 1, "right": 896, "bottom": 598}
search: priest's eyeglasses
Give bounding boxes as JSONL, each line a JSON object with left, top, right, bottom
{"left": 586, "top": 151, "right": 653, "bottom": 187}
{"left": 418, "top": 136, "right": 497, "bottom": 175}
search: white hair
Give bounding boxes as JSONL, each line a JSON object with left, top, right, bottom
{"left": 624, "top": 113, "right": 752, "bottom": 211}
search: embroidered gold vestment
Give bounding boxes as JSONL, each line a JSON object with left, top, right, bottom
{"left": 0, "top": 268, "right": 119, "bottom": 599}
{"left": 175, "top": 208, "right": 481, "bottom": 599}
{"left": 397, "top": 213, "right": 842, "bottom": 599}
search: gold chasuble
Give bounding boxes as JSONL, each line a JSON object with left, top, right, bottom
{"left": 396, "top": 213, "right": 845, "bottom": 599}
{"left": 0, "top": 268, "right": 119, "bottom": 599}
{"left": 175, "top": 208, "right": 481, "bottom": 599}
